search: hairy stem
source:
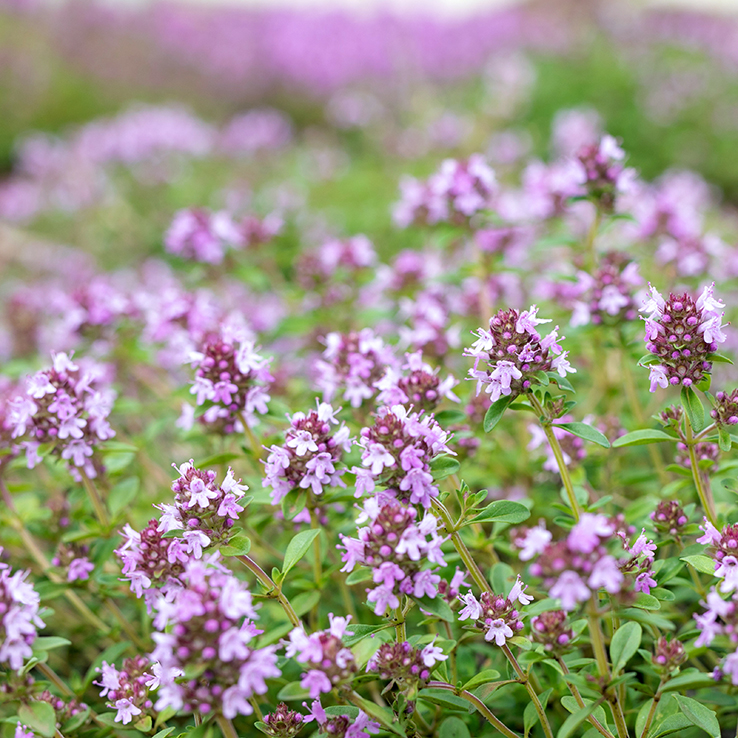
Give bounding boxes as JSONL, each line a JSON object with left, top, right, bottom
{"left": 236, "top": 555, "right": 300, "bottom": 627}
{"left": 79, "top": 469, "right": 110, "bottom": 528}
{"left": 432, "top": 499, "right": 490, "bottom": 592}
{"left": 427, "top": 682, "right": 521, "bottom": 738}
{"left": 216, "top": 715, "right": 238, "bottom": 738}
{"left": 558, "top": 658, "right": 617, "bottom": 738}
{"left": 529, "top": 395, "right": 583, "bottom": 519}
{"left": 395, "top": 605, "right": 406, "bottom": 642}
{"left": 685, "top": 419, "right": 718, "bottom": 526}
{"left": 501, "top": 645, "right": 554, "bottom": 738}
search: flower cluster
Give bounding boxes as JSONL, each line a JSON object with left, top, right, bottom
{"left": 159, "top": 461, "right": 248, "bottom": 546}
{"left": 697, "top": 520, "right": 738, "bottom": 592}
{"left": 569, "top": 252, "right": 642, "bottom": 327}
{"left": 263, "top": 402, "right": 352, "bottom": 504}
{"left": 650, "top": 500, "right": 688, "bottom": 539}
{"left": 314, "top": 329, "right": 396, "bottom": 408}
{"left": 518, "top": 515, "right": 656, "bottom": 611}
{"left": 356, "top": 405, "right": 452, "bottom": 508}
{"left": 465, "top": 306, "right": 575, "bottom": 402}
{"left": 338, "top": 495, "right": 446, "bottom": 615}
{"left": 366, "top": 639, "right": 447, "bottom": 697}
{"left": 297, "top": 235, "right": 377, "bottom": 290}
{"left": 260, "top": 702, "right": 305, "bottom": 738}
{"left": 5, "top": 352, "right": 115, "bottom": 478}
{"left": 457, "top": 577, "right": 531, "bottom": 645}
{"left": 711, "top": 389, "right": 738, "bottom": 427}
{"left": 641, "top": 283, "right": 727, "bottom": 391}
{"left": 375, "top": 351, "right": 459, "bottom": 412}
{"left": 36, "top": 690, "right": 89, "bottom": 728}
{"left": 51, "top": 543, "right": 94, "bottom": 582}
{"left": 165, "top": 208, "right": 281, "bottom": 264}
{"left": 530, "top": 610, "right": 574, "bottom": 655}
{"left": 651, "top": 637, "right": 686, "bottom": 675}
{"left": 95, "top": 656, "right": 158, "bottom": 725}
{"left": 152, "top": 560, "right": 280, "bottom": 718}
{"left": 303, "top": 701, "right": 379, "bottom": 738}
{"left": 393, "top": 154, "right": 497, "bottom": 227}
{"left": 285, "top": 614, "right": 356, "bottom": 698}
{"left": 574, "top": 134, "right": 636, "bottom": 211}
{"left": 186, "top": 331, "right": 272, "bottom": 433}
{"left": 0, "top": 550, "right": 44, "bottom": 671}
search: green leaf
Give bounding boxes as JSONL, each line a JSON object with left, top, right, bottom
{"left": 609, "top": 622, "right": 642, "bottom": 674}
{"left": 673, "top": 696, "right": 720, "bottom": 738}
{"left": 434, "top": 409, "right": 468, "bottom": 425}
{"left": 524, "top": 688, "right": 552, "bottom": 737}
{"left": 417, "top": 688, "right": 469, "bottom": 711}
{"left": 650, "top": 714, "right": 696, "bottom": 737}
{"left": 291, "top": 590, "right": 321, "bottom": 617}
{"left": 556, "top": 700, "right": 604, "bottom": 738}
{"left": 439, "top": 717, "right": 471, "bottom": 738}
{"left": 483, "top": 394, "right": 514, "bottom": 432}
{"left": 430, "top": 455, "right": 461, "bottom": 480}
{"left": 718, "top": 427, "right": 732, "bottom": 452}
{"left": 681, "top": 386, "right": 705, "bottom": 433}
{"left": 220, "top": 534, "right": 252, "bottom": 557}
{"left": 710, "top": 353, "right": 734, "bottom": 364}
{"left": 470, "top": 500, "right": 531, "bottom": 525}
{"left": 561, "top": 696, "right": 608, "bottom": 727}
{"left": 412, "top": 594, "right": 454, "bottom": 622}
{"left": 461, "top": 669, "right": 501, "bottom": 691}
{"left": 548, "top": 372, "right": 576, "bottom": 393}
{"left": 282, "top": 529, "right": 321, "bottom": 577}
{"left": 346, "top": 567, "right": 373, "bottom": 585}
{"left": 33, "top": 636, "right": 71, "bottom": 651}
{"left": 19, "top": 701, "right": 57, "bottom": 738}
{"left": 680, "top": 555, "right": 717, "bottom": 576}
{"left": 632, "top": 593, "right": 661, "bottom": 610}
{"left": 324, "top": 706, "right": 361, "bottom": 719}
{"left": 151, "top": 728, "right": 175, "bottom": 738}
{"left": 108, "top": 477, "right": 140, "bottom": 515}
{"left": 612, "top": 429, "right": 679, "bottom": 448}
{"left": 661, "top": 669, "right": 719, "bottom": 692}
{"left": 343, "top": 623, "right": 392, "bottom": 647}
{"left": 61, "top": 709, "right": 90, "bottom": 733}
{"left": 276, "top": 681, "right": 312, "bottom": 701}
{"left": 556, "top": 422, "right": 610, "bottom": 448}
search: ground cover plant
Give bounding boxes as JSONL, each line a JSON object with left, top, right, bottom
{"left": 4, "top": 2, "right": 738, "bottom": 737}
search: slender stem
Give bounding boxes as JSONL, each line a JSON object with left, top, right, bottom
{"left": 309, "top": 509, "right": 323, "bottom": 586}
{"left": 0, "top": 479, "right": 111, "bottom": 634}
{"left": 558, "top": 658, "right": 617, "bottom": 738}
{"left": 694, "top": 422, "right": 717, "bottom": 441}
{"left": 685, "top": 420, "right": 718, "bottom": 526}
{"left": 639, "top": 685, "right": 664, "bottom": 738}
{"left": 501, "top": 645, "right": 554, "bottom": 738}
{"left": 79, "top": 469, "right": 110, "bottom": 528}
{"left": 427, "top": 682, "right": 521, "bottom": 738}
{"left": 193, "top": 714, "right": 202, "bottom": 727}
{"left": 216, "top": 715, "right": 238, "bottom": 738}
{"left": 105, "top": 599, "right": 148, "bottom": 651}
{"left": 394, "top": 605, "right": 406, "bottom": 642}
{"left": 587, "top": 605, "right": 629, "bottom": 738}
{"left": 529, "top": 395, "right": 583, "bottom": 519}
{"left": 236, "top": 555, "right": 301, "bottom": 627}
{"left": 432, "top": 499, "right": 490, "bottom": 592}
{"left": 585, "top": 208, "right": 602, "bottom": 272}
{"left": 249, "top": 697, "right": 264, "bottom": 720}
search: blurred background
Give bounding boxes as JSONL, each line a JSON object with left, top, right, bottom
{"left": 2, "top": 0, "right": 738, "bottom": 266}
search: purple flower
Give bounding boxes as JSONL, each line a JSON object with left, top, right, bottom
{"left": 549, "top": 571, "right": 590, "bottom": 611}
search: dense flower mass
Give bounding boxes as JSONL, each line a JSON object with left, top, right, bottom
{"left": 465, "top": 306, "right": 575, "bottom": 402}
{"left": 641, "top": 283, "right": 727, "bottom": 391}
{"left": 263, "top": 402, "right": 352, "bottom": 504}
{"left": 185, "top": 330, "right": 272, "bottom": 433}
{"left": 95, "top": 655, "right": 158, "bottom": 725}
{"left": 355, "top": 405, "right": 452, "bottom": 508}
{"left": 366, "top": 639, "right": 447, "bottom": 696}
{"left": 4, "top": 352, "right": 115, "bottom": 477}
{"left": 151, "top": 560, "right": 280, "bottom": 718}
{"left": 338, "top": 494, "right": 446, "bottom": 615}
{"left": 0, "top": 550, "right": 44, "bottom": 671}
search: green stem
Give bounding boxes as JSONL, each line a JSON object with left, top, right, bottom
{"left": 395, "top": 605, "right": 406, "bottom": 642}
{"left": 216, "top": 715, "right": 237, "bottom": 738}
{"left": 431, "top": 499, "right": 490, "bottom": 592}
{"left": 236, "top": 555, "right": 301, "bottom": 627}
{"left": 529, "top": 395, "right": 583, "bottom": 519}
{"left": 639, "top": 685, "right": 664, "bottom": 738}
{"left": 685, "top": 420, "right": 718, "bottom": 526}
{"left": 587, "top": 605, "right": 629, "bottom": 738}
{"left": 558, "top": 658, "right": 617, "bottom": 738}
{"left": 105, "top": 598, "right": 148, "bottom": 651}
{"left": 500, "top": 645, "right": 554, "bottom": 738}
{"left": 79, "top": 469, "right": 110, "bottom": 528}
{"left": 309, "top": 509, "right": 323, "bottom": 586}
{"left": 0, "top": 479, "right": 111, "bottom": 635}
{"left": 427, "top": 682, "right": 521, "bottom": 737}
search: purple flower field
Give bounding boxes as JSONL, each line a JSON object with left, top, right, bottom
{"left": 3, "top": 2, "right": 738, "bottom": 737}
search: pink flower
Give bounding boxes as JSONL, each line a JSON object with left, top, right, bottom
{"left": 484, "top": 618, "right": 514, "bottom": 646}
